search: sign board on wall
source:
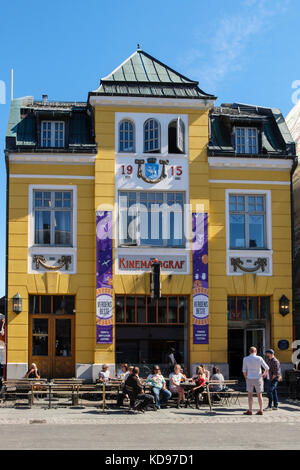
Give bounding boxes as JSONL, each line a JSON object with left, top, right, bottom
{"left": 192, "top": 213, "right": 209, "bottom": 344}
{"left": 116, "top": 253, "right": 189, "bottom": 274}
{"left": 96, "top": 211, "right": 113, "bottom": 344}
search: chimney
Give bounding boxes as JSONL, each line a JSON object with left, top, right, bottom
{"left": 42, "top": 94, "right": 48, "bottom": 103}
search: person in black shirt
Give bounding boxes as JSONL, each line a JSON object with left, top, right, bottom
{"left": 125, "top": 367, "right": 154, "bottom": 411}
{"left": 25, "top": 363, "right": 40, "bottom": 379}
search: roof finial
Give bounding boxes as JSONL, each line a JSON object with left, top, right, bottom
{"left": 137, "top": 43, "right": 141, "bottom": 51}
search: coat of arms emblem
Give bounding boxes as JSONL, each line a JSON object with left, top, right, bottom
{"left": 135, "top": 158, "right": 169, "bottom": 184}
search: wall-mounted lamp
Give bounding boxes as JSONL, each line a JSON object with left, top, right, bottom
{"left": 13, "top": 293, "right": 22, "bottom": 314}
{"left": 279, "top": 295, "right": 289, "bottom": 316}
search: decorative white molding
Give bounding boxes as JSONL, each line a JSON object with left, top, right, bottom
{"left": 210, "top": 179, "right": 289, "bottom": 186}
{"left": 227, "top": 251, "right": 273, "bottom": 276}
{"left": 11, "top": 174, "right": 94, "bottom": 180}
{"left": 208, "top": 156, "right": 293, "bottom": 171}
{"left": 89, "top": 95, "right": 215, "bottom": 109}
{"left": 115, "top": 112, "right": 189, "bottom": 157}
{"left": 9, "top": 153, "right": 96, "bottom": 165}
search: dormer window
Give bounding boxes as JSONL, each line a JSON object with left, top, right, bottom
{"left": 41, "top": 121, "right": 65, "bottom": 148}
{"left": 144, "top": 118, "right": 160, "bottom": 153}
{"left": 168, "top": 118, "right": 185, "bottom": 154}
{"left": 235, "top": 127, "right": 258, "bottom": 154}
{"left": 119, "top": 119, "right": 135, "bottom": 152}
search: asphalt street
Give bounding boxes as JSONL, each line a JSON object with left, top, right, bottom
{"left": 0, "top": 397, "right": 300, "bottom": 450}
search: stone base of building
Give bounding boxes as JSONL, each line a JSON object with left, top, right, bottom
{"left": 5, "top": 361, "right": 294, "bottom": 381}
{"left": 76, "top": 363, "right": 116, "bottom": 382}
{"left": 7, "top": 363, "right": 28, "bottom": 379}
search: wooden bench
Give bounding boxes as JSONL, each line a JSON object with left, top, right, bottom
{"left": 1, "top": 379, "right": 48, "bottom": 407}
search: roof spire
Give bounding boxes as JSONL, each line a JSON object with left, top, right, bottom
{"left": 137, "top": 43, "right": 141, "bottom": 51}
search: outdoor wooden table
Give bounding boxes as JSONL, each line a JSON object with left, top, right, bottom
{"left": 96, "top": 382, "right": 122, "bottom": 411}
{"left": 179, "top": 382, "right": 212, "bottom": 411}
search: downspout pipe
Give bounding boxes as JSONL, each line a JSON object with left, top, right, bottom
{"left": 4, "top": 150, "right": 9, "bottom": 380}
{"left": 291, "top": 155, "right": 298, "bottom": 342}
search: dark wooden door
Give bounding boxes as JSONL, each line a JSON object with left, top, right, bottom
{"left": 29, "top": 314, "right": 75, "bottom": 379}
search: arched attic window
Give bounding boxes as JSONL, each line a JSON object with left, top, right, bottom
{"left": 168, "top": 118, "right": 185, "bottom": 154}
{"left": 119, "top": 119, "right": 135, "bottom": 152}
{"left": 144, "top": 118, "right": 160, "bottom": 153}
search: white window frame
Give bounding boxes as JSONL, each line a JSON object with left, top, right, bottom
{"left": 228, "top": 193, "right": 267, "bottom": 250}
{"left": 119, "top": 119, "right": 135, "bottom": 153}
{"left": 235, "top": 127, "right": 258, "bottom": 154}
{"left": 168, "top": 118, "right": 185, "bottom": 154}
{"left": 41, "top": 121, "right": 65, "bottom": 148}
{"left": 225, "top": 189, "right": 272, "bottom": 276}
{"left": 118, "top": 190, "right": 186, "bottom": 248}
{"left": 144, "top": 118, "right": 161, "bottom": 153}
{"left": 33, "top": 190, "right": 73, "bottom": 247}
{"left": 29, "top": 184, "right": 77, "bottom": 249}
{"left": 226, "top": 189, "right": 272, "bottom": 251}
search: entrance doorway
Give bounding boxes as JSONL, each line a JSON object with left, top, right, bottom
{"left": 227, "top": 296, "right": 270, "bottom": 378}
{"left": 228, "top": 329, "right": 244, "bottom": 377}
{"left": 29, "top": 295, "right": 75, "bottom": 378}
{"left": 244, "top": 328, "right": 265, "bottom": 356}
{"left": 115, "top": 295, "right": 188, "bottom": 376}
{"left": 228, "top": 328, "right": 266, "bottom": 378}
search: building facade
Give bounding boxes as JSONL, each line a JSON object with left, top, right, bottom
{"left": 5, "top": 49, "right": 296, "bottom": 380}
{"left": 286, "top": 102, "right": 300, "bottom": 340}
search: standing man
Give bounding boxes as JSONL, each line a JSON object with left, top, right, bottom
{"left": 166, "top": 347, "right": 177, "bottom": 375}
{"left": 265, "top": 349, "right": 281, "bottom": 411}
{"left": 242, "top": 346, "right": 269, "bottom": 415}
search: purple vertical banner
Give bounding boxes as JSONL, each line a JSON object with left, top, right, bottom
{"left": 96, "top": 211, "right": 113, "bottom": 344}
{"left": 192, "top": 213, "right": 209, "bottom": 344}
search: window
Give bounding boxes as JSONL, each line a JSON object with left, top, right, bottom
{"left": 41, "top": 121, "right": 65, "bottom": 148}
{"left": 168, "top": 118, "right": 185, "bottom": 153}
{"left": 115, "top": 295, "right": 187, "bottom": 324}
{"left": 119, "top": 120, "right": 135, "bottom": 152}
{"left": 119, "top": 191, "right": 185, "bottom": 247}
{"left": 144, "top": 118, "right": 160, "bottom": 153}
{"left": 227, "top": 296, "right": 270, "bottom": 321}
{"left": 29, "top": 295, "right": 75, "bottom": 315}
{"left": 34, "top": 190, "right": 72, "bottom": 246}
{"left": 235, "top": 127, "right": 258, "bottom": 154}
{"left": 229, "top": 194, "right": 266, "bottom": 249}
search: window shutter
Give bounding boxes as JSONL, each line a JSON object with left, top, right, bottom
{"left": 176, "top": 117, "right": 184, "bottom": 153}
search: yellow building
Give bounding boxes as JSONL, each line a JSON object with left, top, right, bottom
{"left": 5, "top": 49, "right": 296, "bottom": 380}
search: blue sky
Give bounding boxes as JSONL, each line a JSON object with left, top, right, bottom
{"left": 0, "top": 0, "right": 299, "bottom": 296}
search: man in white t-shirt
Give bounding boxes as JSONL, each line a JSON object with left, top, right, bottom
{"left": 98, "top": 364, "right": 111, "bottom": 383}
{"left": 242, "top": 346, "right": 269, "bottom": 415}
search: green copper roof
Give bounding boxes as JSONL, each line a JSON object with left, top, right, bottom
{"left": 91, "top": 48, "right": 216, "bottom": 100}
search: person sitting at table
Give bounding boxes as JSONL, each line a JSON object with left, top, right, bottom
{"left": 125, "top": 367, "right": 154, "bottom": 412}
{"left": 210, "top": 367, "right": 225, "bottom": 392}
{"left": 200, "top": 364, "right": 210, "bottom": 381}
{"left": 146, "top": 365, "right": 172, "bottom": 409}
{"left": 98, "top": 364, "right": 111, "bottom": 383}
{"left": 117, "top": 365, "right": 134, "bottom": 406}
{"left": 25, "top": 363, "right": 40, "bottom": 379}
{"left": 118, "top": 363, "right": 130, "bottom": 381}
{"left": 169, "top": 364, "right": 185, "bottom": 408}
{"left": 192, "top": 366, "right": 206, "bottom": 409}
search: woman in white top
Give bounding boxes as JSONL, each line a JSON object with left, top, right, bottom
{"left": 118, "top": 363, "right": 130, "bottom": 381}
{"left": 169, "top": 364, "right": 185, "bottom": 408}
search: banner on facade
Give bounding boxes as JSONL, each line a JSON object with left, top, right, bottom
{"left": 192, "top": 212, "right": 209, "bottom": 344}
{"left": 96, "top": 211, "right": 113, "bottom": 344}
